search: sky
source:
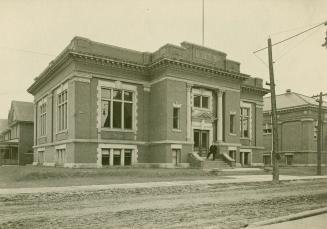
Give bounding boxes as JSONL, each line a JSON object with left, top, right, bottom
{"left": 0, "top": 0, "right": 326, "bottom": 118}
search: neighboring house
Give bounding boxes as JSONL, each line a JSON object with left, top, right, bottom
{"left": 263, "top": 89, "right": 327, "bottom": 166}
{"left": 0, "top": 101, "right": 34, "bottom": 165}
{"left": 27, "top": 36, "right": 268, "bottom": 168}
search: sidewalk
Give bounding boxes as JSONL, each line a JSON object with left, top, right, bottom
{"left": 0, "top": 175, "right": 326, "bottom": 195}
{"left": 255, "top": 213, "right": 327, "bottom": 229}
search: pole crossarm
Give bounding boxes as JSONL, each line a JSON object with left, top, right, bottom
{"left": 254, "top": 21, "right": 327, "bottom": 54}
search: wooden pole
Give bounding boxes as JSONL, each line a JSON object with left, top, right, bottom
{"left": 317, "top": 92, "right": 322, "bottom": 175}
{"left": 268, "top": 38, "right": 279, "bottom": 182}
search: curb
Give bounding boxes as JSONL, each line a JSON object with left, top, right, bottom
{"left": 246, "top": 206, "right": 327, "bottom": 228}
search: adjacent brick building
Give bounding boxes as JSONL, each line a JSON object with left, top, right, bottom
{"left": 0, "top": 101, "right": 34, "bottom": 165}
{"left": 28, "top": 37, "right": 268, "bottom": 168}
{"left": 263, "top": 90, "right": 327, "bottom": 166}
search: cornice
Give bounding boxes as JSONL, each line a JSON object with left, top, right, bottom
{"left": 263, "top": 104, "right": 327, "bottom": 114}
{"left": 29, "top": 51, "right": 269, "bottom": 95}
{"left": 149, "top": 58, "right": 249, "bottom": 81}
{"left": 241, "top": 85, "right": 270, "bottom": 95}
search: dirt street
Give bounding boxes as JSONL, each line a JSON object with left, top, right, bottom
{"left": 0, "top": 179, "right": 327, "bottom": 229}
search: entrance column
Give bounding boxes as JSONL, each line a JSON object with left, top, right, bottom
{"left": 186, "top": 83, "right": 193, "bottom": 142}
{"left": 216, "top": 90, "right": 224, "bottom": 142}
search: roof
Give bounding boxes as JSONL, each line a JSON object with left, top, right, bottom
{"left": 0, "top": 119, "right": 8, "bottom": 133}
{"left": 263, "top": 91, "right": 327, "bottom": 112}
{"left": 10, "top": 101, "right": 34, "bottom": 122}
{"left": 28, "top": 36, "right": 257, "bottom": 94}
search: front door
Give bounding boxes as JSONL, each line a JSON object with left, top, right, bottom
{"left": 193, "top": 129, "right": 209, "bottom": 157}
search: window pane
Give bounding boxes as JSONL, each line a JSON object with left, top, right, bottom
{"left": 194, "top": 131, "right": 200, "bottom": 148}
{"left": 113, "top": 90, "right": 122, "bottom": 100}
{"left": 193, "top": 95, "right": 201, "bottom": 107}
{"left": 113, "top": 149, "right": 121, "bottom": 166}
{"left": 101, "top": 88, "right": 111, "bottom": 99}
{"left": 113, "top": 101, "right": 122, "bottom": 128}
{"left": 124, "top": 149, "right": 132, "bottom": 166}
{"left": 101, "top": 100, "right": 111, "bottom": 128}
{"left": 124, "top": 103, "right": 133, "bottom": 129}
{"left": 173, "top": 108, "right": 179, "bottom": 129}
{"left": 124, "top": 91, "right": 133, "bottom": 101}
{"left": 102, "top": 154, "right": 110, "bottom": 166}
{"left": 201, "top": 132, "right": 208, "bottom": 148}
{"left": 230, "top": 115, "right": 234, "bottom": 133}
{"left": 202, "top": 96, "right": 209, "bottom": 108}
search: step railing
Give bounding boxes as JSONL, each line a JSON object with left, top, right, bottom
{"left": 221, "top": 153, "right": 236, "bottom": 167}
{"left": 188, "top": 151, "right": 204, "bottom": 168}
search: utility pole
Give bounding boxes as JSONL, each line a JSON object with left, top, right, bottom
{"left": 267, "top": 38, "right": 280, "bottom": 182}
{"left": 253, "top": 20, "right": 327, "bottom": 182}
{"left": 313, "top": 92, "right": 327, "bottom": 175}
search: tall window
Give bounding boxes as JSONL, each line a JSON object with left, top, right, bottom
{"left": 39, "top": 102, "right": 47, "bottom": 136}
{"left": 193, "top": 95, "right": 209, "bottom": 109}
{"left": 314, "top": 120, "right": 318, "bottom": 139}
{"left": 58, "top": 90, "right": 68, "bottom": 131}
{"left": 240, "top": 107, "right": 250, "bottom": 138}
{"left": 101, "top": 88, "right": 134, "bottom": 129}
{"left": 173, "top": 107, "right": 180, "bottom": 129}
{"left": 230, "top": 114, "right": 235, "bottom": 133}
{"left": 263, "top": 123, "right": 272, "bottom": 134}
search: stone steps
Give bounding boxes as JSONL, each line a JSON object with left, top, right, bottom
{"left": 203, "top": 159, "right": 231, "bottom": 169}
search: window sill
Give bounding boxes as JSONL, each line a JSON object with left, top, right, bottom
{"left": 101, "top": 128, "right": 136, "bottom": 133}
{"left": 240, "top": 137, "right": 251, "bottom": 140}
{"left": 263, "top": 133, "right": 272, "bottom": 136}
{"left": 172, "top": 129, "right": 182, "bottom": 132}
{"left": 229, "top": 133, "right": 237, "bottom": 136}
{"left": 193, "top": 107, "right": 211, "bottom": 111}
{"left": 56, "top": 130, "right": 68, "bottom": 135}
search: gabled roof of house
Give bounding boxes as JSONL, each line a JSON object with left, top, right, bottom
{"left": 10, "top": 101, "right": 34, "bottom": 122}
{"left": 0, "top": 119, "right": 8, "bottom": 133}
{"left": 263, "top": 90, "right": 327, "bottom": 112}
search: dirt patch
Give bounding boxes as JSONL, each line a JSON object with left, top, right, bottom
{"left": 0, "top": 179, "right": 327, "bottom": 228}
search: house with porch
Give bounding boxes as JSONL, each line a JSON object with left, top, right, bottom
{"left": 263, "top": 89, "right": 327, "bottom": 166}
{"left": 27, "top": 36, "right": 268, "bottom": 168}
{"left": 0, "top": 101, "right": 34, "bottom": 165}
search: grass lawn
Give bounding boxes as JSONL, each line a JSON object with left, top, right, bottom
{"left": 0, "top": 165, "right": 324, "bottom": 189}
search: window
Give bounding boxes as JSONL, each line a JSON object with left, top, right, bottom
{"left": 263, "top": 155, "right": 271, "bottom": 165}
{"left": 102, "top": 149, "right": 110, "bottom": 166}
{"left": 101, "top": 148, "right": 134, "bottom": 166}
{"left": 173, "top": 107, "right": 180, "bottom": 129}
{"left": 193, "top": 95, "right": 209, "bottom": 109}
{"left": 285, "top": 155, "right": 293, "bottom": 166}
{"left": 240, "top": 107, "right": 250, "bottom": 138}
{"left": 263, "top": 123, "right": 272, "bottom": 134}
{"left": 101, "top": 88, "right": 134, "bottom": 130}
{"left": 124, "top": 149, "right": 132, "bottom": 166}
{"left": 230, "top": 114, "right": 235, "bottom": 133}
{"left": 57, "top": 90, "right": 68, "bottom": 131}
{"left": 172, "top": 149, "right": 181, "bottom": 165}
{"left": 314, "top": 120, "right": 318, "bottom": 139}
{"left": 113, "top": 149, "right": 121, "bottom": 166}
{"left": 39, "top": 101, "right": 47, "bottom": 136}
{"left": 229, "top": 150, "right": 236, "bottom": 160}
{"left": 56, "top": 149, "right": 65, "bottom": 166}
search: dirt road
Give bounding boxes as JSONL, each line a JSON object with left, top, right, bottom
{"left": 0, "top": 179, "right": 327, "bottom": 229}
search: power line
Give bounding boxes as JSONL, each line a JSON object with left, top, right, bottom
{"left": 270, "top": 21, "right": 324, "bottom": 37}
{"left": 274, "top": 26, "right": 323, "bottom": 63}
{"left": 253, "top": 20, "right": 327, "bottom": 54}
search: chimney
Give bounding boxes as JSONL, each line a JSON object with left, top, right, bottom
{"left": 286, "top": 89, "right": 291, "bottom": 93}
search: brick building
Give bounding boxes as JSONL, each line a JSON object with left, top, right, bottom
{"left": 0, "top": 101, "right": 34, "bottom": 165}
{"left": 263, "top": 89, "right": 327, "bottom": 166}
{"left": 28, "top": 37, "right": 268, "bottom": 168}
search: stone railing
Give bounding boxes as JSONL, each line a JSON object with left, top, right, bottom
{"left": 188, "top": 152, "right": 205, "bottom": 168}
{"left": 221, "top": 153, "right": 236, "bottom": 167}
